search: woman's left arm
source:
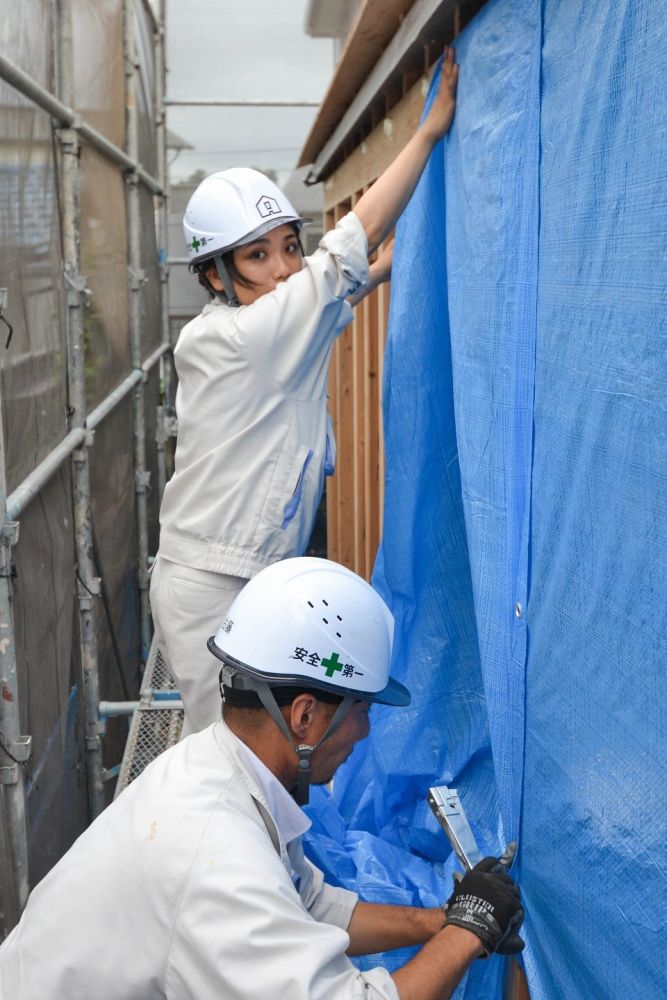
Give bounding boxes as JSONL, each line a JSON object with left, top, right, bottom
{"left": 347, "top": 240, "right": 394, "bottom": 307}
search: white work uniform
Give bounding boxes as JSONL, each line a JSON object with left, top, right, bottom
{"left": 151, "top": 212, "right": 369, "bottom": 734}
{"left": 0, "top": 723, "right": 398, "bottom": 1000}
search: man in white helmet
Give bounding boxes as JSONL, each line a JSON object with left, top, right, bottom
{"left": 0, "top": 558, "right": 524, "bottom": 1000}
{"left": 150, "top": 49, "right": 460, "bottom": 736}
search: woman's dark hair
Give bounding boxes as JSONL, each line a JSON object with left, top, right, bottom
{"left": 191, "top": 222, "right": 304, "bottom": 301}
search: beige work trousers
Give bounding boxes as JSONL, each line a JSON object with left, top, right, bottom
{"left": 149, "top": 555, "right": 247, "bottom": 737}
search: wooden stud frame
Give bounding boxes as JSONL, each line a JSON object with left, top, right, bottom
{"left": 324, "top": 75, "right": 426, "bottom": 579}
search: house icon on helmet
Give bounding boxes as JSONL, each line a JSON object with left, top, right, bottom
{"left": 256, "top": 195, "right": 281, "bottom": 218}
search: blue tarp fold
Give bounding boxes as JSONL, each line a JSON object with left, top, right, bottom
{"left": 305, "top": 1, "right": 666, "bottom": 996}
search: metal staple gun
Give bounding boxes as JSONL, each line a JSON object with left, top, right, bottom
{"left": 427, "top": 785, "right": 483, "bottom": 871}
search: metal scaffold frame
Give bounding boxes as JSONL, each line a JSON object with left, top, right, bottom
{"left": 0, "top": 0, "right": 171, "bottom": 923}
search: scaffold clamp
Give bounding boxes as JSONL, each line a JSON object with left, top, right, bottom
{"left": 0, "top": 734, "right": 32, "bottom": 780}
{"left": 0, "top": 521, "right": 19, "bottom": 547}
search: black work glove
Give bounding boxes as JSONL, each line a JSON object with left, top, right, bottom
{"left": 444, "top": 851, "right": 525, "bottom": 956}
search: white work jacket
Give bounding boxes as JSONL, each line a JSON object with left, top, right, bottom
{"left": 0, "top": 723, "right": 399, "bottom": 1000}
{"left": 158, "top": 212, "right": 369, "bottom": 580}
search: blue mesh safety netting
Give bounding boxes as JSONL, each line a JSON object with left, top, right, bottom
{"left": 304, "top": 1, "right": 667, "bottom": 997}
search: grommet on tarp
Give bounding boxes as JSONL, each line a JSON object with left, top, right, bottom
{"left": 514, "top": 602, "right": 522, "bottom": 619}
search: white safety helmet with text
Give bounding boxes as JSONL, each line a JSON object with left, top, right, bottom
{"left": 183, "top": 167, "right": 309, "bottom": 303}
{"left": 208, "top": 557, "right": 410, "bottom": 803}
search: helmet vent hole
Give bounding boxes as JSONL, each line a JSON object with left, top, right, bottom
{"left": 335, "top": 631, "right": 341, "bottom": 639}
{"left": 307, "top": 601, "right": 314, "bottom": 608}
{"left": 322, "top": 617, "right": 329, "bottom": 624}
{"left": 336, "top": 614, "right": 343, "bottom": 621}
{"left": 322, "top": 599, "right": 329, "bottom": 606}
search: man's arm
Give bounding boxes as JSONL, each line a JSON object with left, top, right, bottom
{"left": 346, "top": 899, "right": 442, "bottom": 955}
{"left": 346, "top": 902, "right": 482, "bottom": 999}
{"left": 346, "top": 856, "right": 525, "bottom": 1000}
{"left": 391, "top": 925, "right": 483, "bottom": 1000}
{"left": 352, "top": 47, "right": 458, "bottom": 253}
{"left": 346, "top": 902, "right": 481, "bottom": 1000}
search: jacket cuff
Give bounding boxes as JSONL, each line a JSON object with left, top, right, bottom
{"left": 319, "top": 211, "right": 369, "bottom": 297}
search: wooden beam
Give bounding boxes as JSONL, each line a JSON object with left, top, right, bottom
{"left": 323, "top": 75, "right": 426, "bottom": 210}
{"left": 326, "top": 206, "right": 341, "bottom": 563}
{"left": 299, "top": 0, "right": 417, "bottom": 168}
{"left": 377, "top": 278, "right": 389, "bottom": 528}
{"left": 305, "top": 0, "right": 460, "bottom": 182}
{"left": 363, "top": 263, "right": 381, "bottom": 574}
{"left": 351, "top": 191, "right": 363, "bottom": 575}
{"left": 506, "top": 962, "right": 531, "bottom": 999}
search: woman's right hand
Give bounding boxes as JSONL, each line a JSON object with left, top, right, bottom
{"left": 351, "top": 46, "right": 459, "bottom": 252}
{"left": 422, "top": 47, "right": 459, "bottom": 142}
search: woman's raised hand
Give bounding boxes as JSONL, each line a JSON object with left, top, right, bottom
{"left": 423, "top": 47, "right": 459, "bottom": 142}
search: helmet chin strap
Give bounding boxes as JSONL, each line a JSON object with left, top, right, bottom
{"left": 252, "top": 681, "right": 354, "bottom": 806}
{"left": 214, "top": 254, "right": 238, "bottom": 305}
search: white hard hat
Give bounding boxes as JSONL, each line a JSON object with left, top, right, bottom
{"left": 183, "top": 167, "right": 308, "bottom": 264}
{"left": 208, "top": 557, "right": 410, "bottom": 707}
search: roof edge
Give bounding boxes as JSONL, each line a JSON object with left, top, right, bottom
{"left": 299, "top": 0, "right": 459, "bottom": 179}
{"left": 298, "top": 0, "right": 419, "bottom": 168}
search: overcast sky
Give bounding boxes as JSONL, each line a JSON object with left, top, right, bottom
{"left": 165, "top": 0, "right": 335, "bottom": 185}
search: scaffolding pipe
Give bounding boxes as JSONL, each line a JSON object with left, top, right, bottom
{"left": 6, "top": 428, "right": 83, "bottom": 522}
{"left": 125, "top": 0, "right": 152, "bottom": 661}
{"left": 164, "top": 98, "right": 320, "bottom": 107}
{"left": 139, "top": 0, "right": 159, "bottom": 32}
{"left": 0, "top": 52, "right": 162, "bottom": 196}
{"left": 0, "top": 0, "right": 168, "bottom": 924}
{"left": 5, "top": 348, "right": 169, "bottom": 523}
{"left": 55, "top": 0, "right": 105, "bottom": 819}
{"left": 154, "top": 0, "right": 172, "bottom": 502}
{"left": 88, "top": 343, "right": 169, "bottom": 429}
{"left": 99, "top": 698, "right": 184, "bottom": 716}
{"left": 0, "top": 406, "right": 31, "bottom": 918}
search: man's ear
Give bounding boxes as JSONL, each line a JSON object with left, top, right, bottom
{"left": 288, "top": 693, "right": 319, "bottom": 740}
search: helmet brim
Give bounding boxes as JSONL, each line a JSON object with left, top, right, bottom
{"left": 187, "top": 215, "right": 312, "bottom": 267}
{"left": 228, "top": 215, "right": 312, "bottom": 251}
{"left": 208, "top": 638, "right": 411, "bottom": 707}
{"left": 371, "top": 675, "right": 411, "bottom": 707}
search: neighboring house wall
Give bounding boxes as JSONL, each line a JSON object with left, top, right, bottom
{"left": 305, "top": 0, "right": 364, "bottom": 60}
{"left": 167, "top": 180, "right": 209, "bottom": 346}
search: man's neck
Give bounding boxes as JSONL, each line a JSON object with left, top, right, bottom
{"left": 223, "top": 709, "right": 297, "bottom": 791}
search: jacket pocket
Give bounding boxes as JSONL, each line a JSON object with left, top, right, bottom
{"left": 324, "top": 411, "right": 336, "bottom": 477}
{"left": 281, "top": 449, "right": 314, "bottom": 529}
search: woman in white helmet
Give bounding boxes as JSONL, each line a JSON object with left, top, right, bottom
{"left": 150, "top": 49, "right": 459, "bottom": 735}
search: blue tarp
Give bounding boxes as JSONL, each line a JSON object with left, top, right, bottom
{"left": 305, "top": 1, "right": 667, "bottom": 996}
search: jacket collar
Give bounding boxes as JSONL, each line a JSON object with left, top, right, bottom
{"left": 212, "top": 721, "right": 310, "bottom": 858}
